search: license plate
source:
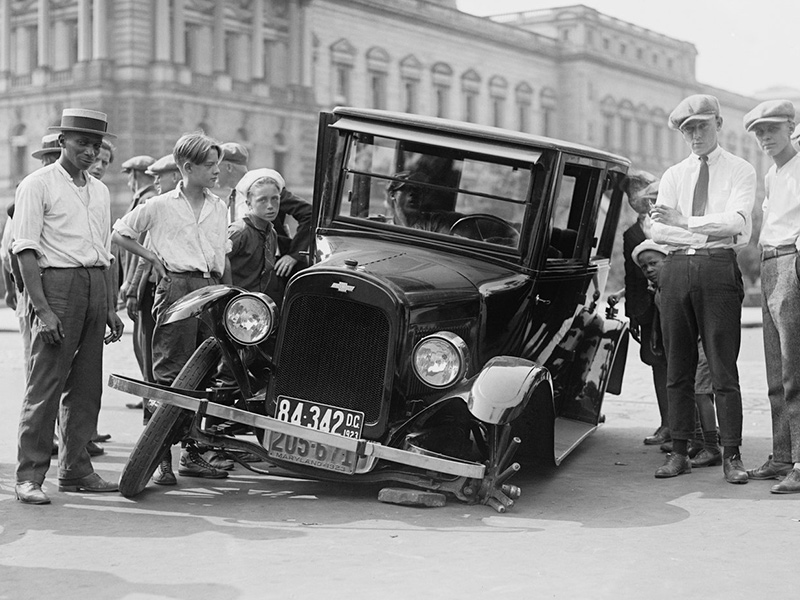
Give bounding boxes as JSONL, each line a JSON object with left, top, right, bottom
{"left": 267, "top": 432, "right": 358, "bottom": 474}
{"left": 268, "top": 396, "right": 365, "bottom": 474}
{"left": 273, "top": 396, "right": 364, "bottom": 438}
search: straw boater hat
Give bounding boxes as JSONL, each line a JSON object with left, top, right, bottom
{"left": 31, "top": 133, "right": 61, "bottom": 160}
{"left": 49, "top": 108, "right": 116, "bottom": 138}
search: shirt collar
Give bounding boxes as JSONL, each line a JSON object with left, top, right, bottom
{"left": 244, "top": 213, "right": 275, "bottom": 233}
{"left": 694, "top": 144, "right": 723, "bottom": 166}
{"left": 55, "top": 161, "right": 89, "bottom": 186}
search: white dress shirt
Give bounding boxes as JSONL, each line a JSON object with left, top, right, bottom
{"left": 12, "top": 162, "right": 113, "bottom": 268}
{"left": 758, "top": 153, "right": 800, "bottom": 250}
{"left": 113, "top": 182, "right": 230, "bottom": 276}
{"left": 651, "top": 145, "right": 756, "bottom": 251}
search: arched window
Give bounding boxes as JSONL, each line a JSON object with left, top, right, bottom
{"left": 540, "top": 87, "right": 557, "bottom": 137}
{"left": 330, "top": 38, "right": 356, "bottom": 104}
{"left": 400, "top": 54, "right": 422, "bottom": 114}
{"left": 515, "top": 82, "right": 533, "bottom": 133}
{"left": 489, "top": 75, "right": 508, "bottom": 128}
{"left": 461, "top": 69, "right": 481, "bottom": 123}
{"left": 366, "top": 46, "right": 390, "bottom": 110}
{"left": 431, "top": 62, "right": 453, "bottom": 118}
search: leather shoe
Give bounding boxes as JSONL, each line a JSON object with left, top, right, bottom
{"left": 655, "top": 453, "right": 691, "bottom": 478}
{"left": 747, "top": 455, "right": 793, "bottom": 480}
{"left": 15, "top": 481, "right": 51, "bottom": 505}
{"left": 690, "top": 448, "right": 722, "bottom": 468}
{"left": 153, "top": 457, "right": 177, "bottom": 486}
{"left": 58, "top": 472, "right": 119, "bottom": 493}
{"left": 92, "top": 433, "right": 111, "bottom": 443}
{"left": 85, "top": 441, "right": 105, "bottom": 457}
{"left": 723, "top": 455, "right": 749, "bottom": 484}
{"left": 660, "top": 440, "right": 672, "bottom": 453}
{"left": 644, "top": 426, "right": 670, "bottom": 446}
{"left": 771, "top": 468, "right": 800, "bottom": 494}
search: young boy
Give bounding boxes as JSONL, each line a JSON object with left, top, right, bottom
{"left": 632, "top": 239, "right": 720, "bottom": 476}
{"left": 743, "top": 99, "right": 800, "bottom": 493}
{"left": 227, "top": 169, "right": 282, "bottom": 301}
{"left": 112, "top": 132, "right": 232, "bottom": 482}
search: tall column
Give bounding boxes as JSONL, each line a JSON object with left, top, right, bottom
{"left": 212, "top": 0, "right": 225, "bottom": 73}
{"left": 251, "top": 0, "right": 264, "bottom": 79}
{"left": 154, "top": 0, "right": 170, "bottom": 62}
{"left": 37, "top": 0, "right": 51, "bottom": 67}
{"left": 77, "top": 0, "right": 91, "bottom": 61}
{"left": 173, "top": 0, "right": 186, "bottom": 64}
{"left": 92, "top": 0, "right": 108, "bottom": 59}
{"left": 0, "top": 0, "right": 10, "bottom": 73}
{"left": 287, "top": 0, "right": 302, "bottom": 85}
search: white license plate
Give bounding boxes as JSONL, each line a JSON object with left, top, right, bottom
{"left": 267, "top": 432, "right": 358, "bottom": 474}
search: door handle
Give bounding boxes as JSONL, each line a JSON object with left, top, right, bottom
{"left": 535, "top": 295, "right": 551, "bottom": 306}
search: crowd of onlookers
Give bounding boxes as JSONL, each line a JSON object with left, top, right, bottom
{"left": 6, "top": 92, "right": 800, "bottom": 505}
{"left": 3, "top": 108, "right": 311, "bottom": 504}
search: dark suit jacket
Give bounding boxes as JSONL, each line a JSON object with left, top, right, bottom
{"left": 622, "top": 220, "right": 654, "bottom": 326}
{"left": 275, "top": 188, "right": 312, "bottom": 270}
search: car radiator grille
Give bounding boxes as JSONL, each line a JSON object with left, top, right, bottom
{"left": 275, "top": 295, "right": 390, "bottom": 425}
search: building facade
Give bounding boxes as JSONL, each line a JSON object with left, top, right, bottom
{"left": 0, "top": 0, "right": 773, "bottom": 286}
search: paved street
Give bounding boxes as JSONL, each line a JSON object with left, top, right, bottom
{"left": 0, "top": 307, "right": 796, "bottom": 600}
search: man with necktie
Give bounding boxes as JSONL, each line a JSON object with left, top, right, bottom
{"left": 650, "top": 94, "right": 756, "bottom": 483}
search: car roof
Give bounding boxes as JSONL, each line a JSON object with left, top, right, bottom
{"left": 332, "top": 107, "right": 631, "bottom": 168}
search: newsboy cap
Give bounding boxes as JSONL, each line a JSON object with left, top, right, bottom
{"left": 49, "top": 108, "right": 116, "bottom": 138}
{"left": 668, "top": 95, "right": 720, "bottom": 131}
{"left": 31, "top": 133, "right": 61, "bottom": 159}
{"left": 121, "top": 155, "right": 156, "bottom": 173}
{"left": 632, "top": 239, "right": 669, "bottom": 266}
{"left": 220, "top": 142, "right": 249, "bottom": 165}
{"left": 146, "top": 153, "right": 178, "bottom": 176}
{"left": 743, "top": 99, "right": 795, "bottom": 132}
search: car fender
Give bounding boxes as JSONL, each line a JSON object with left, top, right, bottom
{"left": 163, "top": 284, "right": 243, "bottom": 324}
{"left": 463, "top": 356, "right": 552, "bottom": 425}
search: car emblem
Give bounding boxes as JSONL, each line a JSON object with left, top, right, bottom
{"left": 331, "top": 281, "right": 355, "bottom": 293}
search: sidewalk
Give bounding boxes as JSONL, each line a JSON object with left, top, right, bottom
{"left": 0, "top": 305, "right": 763, "bottom": 333}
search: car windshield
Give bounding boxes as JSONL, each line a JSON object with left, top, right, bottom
{"left": 335, "top": 133, "right": 532, "bottom": 249}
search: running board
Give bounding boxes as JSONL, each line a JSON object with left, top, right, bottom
{"left": 554, "top": 417, "right": 597, "bottom": 466}
{"left": 108, "top": 374, "right": 485, "bottom": 480}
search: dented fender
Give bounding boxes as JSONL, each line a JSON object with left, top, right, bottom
{"left": 163, "top": 284, "right": 243, "bottom": 324}
{"left": 447, "top": 356, "right": 552, "bottom": 425}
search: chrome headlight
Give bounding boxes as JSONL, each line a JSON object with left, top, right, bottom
{"left": 412, "top": 332, "right": 469, "bottom": 389}
{"left": 223, "top": 293, "right": 277, "bottom": 345}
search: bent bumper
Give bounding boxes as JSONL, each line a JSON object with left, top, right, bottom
{"left": 108, "top": 374, "right": 485, "bottom": 480}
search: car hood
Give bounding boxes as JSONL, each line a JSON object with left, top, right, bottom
{"left": 315, "top": 236, "right": 525, "bottom": 306}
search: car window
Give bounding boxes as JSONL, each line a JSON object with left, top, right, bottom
{"left": 336, "top": 133, "right": 531, "bottom": 249}
{"left": 547, "top": 163, "right": 600, "bottom": 261}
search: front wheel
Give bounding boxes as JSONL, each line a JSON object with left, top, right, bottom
{"left": 118, "top": 338, "right": 221, "bottom": 498}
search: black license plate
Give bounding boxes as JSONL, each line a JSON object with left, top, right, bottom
{"left": 273, "top": 396, "right": 364, "bottom": 439}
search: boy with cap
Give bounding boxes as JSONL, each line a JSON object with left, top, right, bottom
{"left": 112, "top": 132, "right": 232, "bottom": 481}
{"left": 88, "top": 140, "right": 114, "bottom": 181}
{"left": 743, "top": 99, "right": 800, "bottom": 493}
{"left": 12, "top": 108, "right": 125, "bottom": 503}
{"left": 227, "top": 169, "right": 282, "bottom": 299}
{"left": 650, "top": 94, "right": 756, "bottom": 483}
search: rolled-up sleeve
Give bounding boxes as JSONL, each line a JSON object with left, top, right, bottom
{"left": 651, "top": 167, "right": 708, "bottom": 248}
{"left": 113, "top": 202, "right": 151, "bottom": 239}
{"left": 11, "top": 176, "right": 46, "bottom": 258}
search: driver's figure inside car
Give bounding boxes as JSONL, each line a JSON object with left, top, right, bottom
{"left": 385, "top": 171, "right": 462, "bottom": 233}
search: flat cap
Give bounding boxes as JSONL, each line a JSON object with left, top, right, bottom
{"left": 31, "top": 133, "right": 61, "bottom": 159}
{"left": 632, "top": 239, "right": 669, "bottom": 266}
{"left": 121, "top": 155, "right": 156, "bottom": 173}
{"left": 743, "top": 99, "right": 795, "bottom": 132}
{"left": 220, "top": 142, "right": 249, "bottom": 165}
{"left": 668, "top": 94, "right": 720, "bottom": 130}
{"left": 146, "top": 153, "right": 178, "bottom": 176}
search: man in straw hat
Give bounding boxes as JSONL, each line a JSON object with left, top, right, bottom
{"left": 12, "top": 108, "right": 124, "bottom": 504}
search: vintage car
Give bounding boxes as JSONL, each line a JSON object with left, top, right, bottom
{"left": 110, "top": 107, "right": 631, "bottom": 512}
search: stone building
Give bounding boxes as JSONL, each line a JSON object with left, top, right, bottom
{"left": 0, "top": 0, "right": 774, "bottom": 294}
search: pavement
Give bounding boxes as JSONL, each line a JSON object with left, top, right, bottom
{"left": 0, "top": 304, "right": 764, "bottom": 333}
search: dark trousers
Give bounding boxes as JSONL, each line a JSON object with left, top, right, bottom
{"left": 16, "top": 267, "right": 107, "bottom": 484}
{"left": 151, "top": 273, "right": 216, "bottom": 386}
{"left": 659, "top": 251, "right": 744, "bottom": 446}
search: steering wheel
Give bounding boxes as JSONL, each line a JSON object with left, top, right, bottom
{"left": 449, "top": 214, "right": 520, "bottom": 246}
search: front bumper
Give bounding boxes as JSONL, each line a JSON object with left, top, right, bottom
{"left": 108, "top": 374, "right": 485, "bottom": 480}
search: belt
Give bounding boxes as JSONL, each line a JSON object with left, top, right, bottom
{"left": 669, "top": 248, "right": 735, "bottom": 257}
{"left": 168, "top": 270, "right": 217, "bottom": 279}
{"left": 761, "top": 245, "right": 796, "bottom": 261}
